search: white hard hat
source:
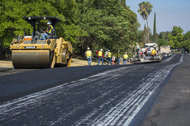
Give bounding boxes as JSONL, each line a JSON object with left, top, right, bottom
{"left": 87, "top": 47, "right": 90, "bottom": 50}
{"left": 47, "top": 21, "right": 51, "bottom": 25}
{"left": 108, "top": 50, "right": 110, "bottom": 52}
{"left": 100, "top": 49, "right": 103, "bottom": 51}
{"left": 136, "top": 43, "right": 138, "bottom": 45}
{"left": 125, "top": 52, "right": 127, "bottom": 54}
{"left": 118, "top": 50, "right": 120, "bottom": 52}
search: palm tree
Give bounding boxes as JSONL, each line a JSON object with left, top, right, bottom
{"left": 138, "top": 1, "right": 153, "bottom": 43}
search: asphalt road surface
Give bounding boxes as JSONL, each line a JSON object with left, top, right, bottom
{"left": 0, "top": 53, "right": 188, "bottom": 126}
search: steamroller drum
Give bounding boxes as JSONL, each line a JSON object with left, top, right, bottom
{"left": 12, "top": 50, "right": 54, "bottom": 68}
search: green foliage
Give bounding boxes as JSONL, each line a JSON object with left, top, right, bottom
{"left": 75, "top": 0, "right": 139, "bottom": 55}
{"left": 153, "top": 12, "right": 156, "bottom": 42}
{"left": 0, "top": 0, "right": 139, "bottom": 56}
{"left": 138, "top": 1, "right": 153, "bottom": 20}
{"left": 168, "top": 26, "right": 184, "bottom": 49}
{"left": 182, "top": 31, "right": 190, "bottom": 52}
{"left": 159, "top": 31, "right": 170, "bottom": 42}
{"left": 157, "top": 39, "right": 168, "bottom": 47}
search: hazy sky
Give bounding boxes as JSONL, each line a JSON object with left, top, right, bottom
{"left": 126, "top": 0, "right": 190, "bottom": 33}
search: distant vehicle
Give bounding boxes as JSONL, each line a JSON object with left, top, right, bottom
{"left": 160, "top": 46, "right": 172, "bottom": 57}
{"left": 130, "top": 43, "right": 162, "bottom": 63}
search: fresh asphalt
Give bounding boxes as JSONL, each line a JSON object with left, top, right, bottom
{"left": 141, "top": 53, "right": 190, "bottom": 126}
{"left": 0, "top": 53, "right": 189, "bottom": 126}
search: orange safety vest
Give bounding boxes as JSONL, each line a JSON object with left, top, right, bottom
{"left": 86, "top": 50, "right": 92, "bottom": 57}
{"left": 98, "top": 51, "right": 102, "bottom": 57}
{"left": 123, "top": 54, "right": 128, "bottom": 59}
{"left": 107, "top": 52, "right": 111, "bottom": 58}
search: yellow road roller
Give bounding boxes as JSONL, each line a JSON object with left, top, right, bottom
{"left": 10, "top": 17, "right": 72, "bottom": 68}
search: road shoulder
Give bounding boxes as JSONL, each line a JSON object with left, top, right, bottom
{"left": 142, "top": 53, "right": 190, "bottom": 126}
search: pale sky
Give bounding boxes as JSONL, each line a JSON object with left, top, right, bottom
{"left": 126, "top": 0, "right": 190, "bottom": 34}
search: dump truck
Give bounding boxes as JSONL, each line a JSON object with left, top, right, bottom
{"left": 10, "top": 17, "right": 72, "bottom": 68}
{"left": 160, "top": 46, "right": 172, "bottom": 57}
{"left": 130, "top": 43, "right": 162, "bottom": 63}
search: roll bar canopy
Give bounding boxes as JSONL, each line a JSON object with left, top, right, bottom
{"left": 22, "top": 17, "right": 61, "bottom": 37}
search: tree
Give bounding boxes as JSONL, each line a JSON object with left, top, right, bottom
{"left": 159, "top": 31, "right": 170, "bottom": 42}
{"left": 157, "top": 39, "right": 168, "bottom": 47}
{"left": 181, "top": 31, "right": 190, "bottom": 52}
{"left": 0, "top": 0, "right": 87, "bottom": 53}
{"left": 168, "top": 26, "right": 184, "bottom": 49}
{"left": 138, "top": 1, "right": 153, "bottom": 43}
{"left": 75, "top": 0, "right": 139, "bottom": 55}
{"left": 153, "top": 12, "right": 156, "bottom": 42}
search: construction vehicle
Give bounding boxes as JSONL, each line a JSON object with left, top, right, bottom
{"left": 10, "top": 17, "right": 72, "bottom": 68}
{"left": 130, "top": 43, "right": 162, "bottom": 63}
{"left": 160, "top": 46, "right": 172, "bottom": 57}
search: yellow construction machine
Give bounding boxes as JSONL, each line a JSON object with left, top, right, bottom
{"left": 10, "top": 17, "right": 72, "bottom": 68}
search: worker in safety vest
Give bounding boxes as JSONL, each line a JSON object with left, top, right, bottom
{"left": 40, "top": 21, "right": 54, "bottom": 40}
{"left": 151, "top": 48, "right": 156, "bottom": 59}
{"left": 96, "top": 49, "right": 104, "bottom": 65}
{"left": 106, "top": 50, "right": 112, "bottom": 65}
{"left": 117, "top": 50, "right": 121, "bottom": 65}
{"left": 85, "top": 47, "right": 92, "bottom": 66}
{"left": 151, "top": 49, "right": 156, "bottom": 56}
{"left": 123, "top": 52, "right": 128, "bottom": 65}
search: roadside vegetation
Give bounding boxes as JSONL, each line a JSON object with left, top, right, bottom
{"left": 0, "top": 0, "right": 189, "bottom": 57}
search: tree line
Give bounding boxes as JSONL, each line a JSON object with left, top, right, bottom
{"left": 0, "top": 0, "right": 189, "bottom": 56}
{"left": 0, "top": 0, "right": 139, "bottom": 56}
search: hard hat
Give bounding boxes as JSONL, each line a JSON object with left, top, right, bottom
{"left": 118, "top": 50, "right": 120, "bottom": 52}
{"left": 100, "top": 49, "right": 103, "bottom": 51}
{"left": 108, "top": 50, "right": 110, "bottom": 52}
{"left": 125, "top": 52, "right": 127, "bottom": 54}
{"left": 87, "top": 47, "right": 90, "bottom": 50}
{"left": 136, "top": 43, "right": 138, "bottom": 45}
{"left": 47, "top": 21, "right": 51, "bottom": 25}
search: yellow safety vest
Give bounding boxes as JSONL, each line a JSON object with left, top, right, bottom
{"left": 108, "top": 52, "right": 111, "bottom": 58}
{"left": 86, "top": 50, "right": 92, "bottom": 57}
{"left": 98, "top": 51, "right": 102, "bottom": 57}
{"left": 47, "top": 25, "right": 54, "bottom": 34}
{"left": 151, "top": 49, "right": 156, "bottom": 55}
{"left": 124, "top": 54, "right": 128, "bottom": 59}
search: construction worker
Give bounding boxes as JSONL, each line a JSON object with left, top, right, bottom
{"left": 112, "top": 55, "right": 115, "bottom": 65}
{"left": 117, "top": 50, "right": 120, "bottom": 65}
{"left": 96, "top": 49, "right": 104, "bottom": 65}
{"left": 85, "top": 47, "right": 92, "bottom": 66}
{"left": 40, "top": 21, "right": 54, "bottom": 40}
{"left": 106, "top": 50, "right": 112, "bottom": 65}
{"left": 151, "top": 48, "right": 156, "bottom": 59}
{"left": 123, "top": 52, "right": 128, "bottom": 65}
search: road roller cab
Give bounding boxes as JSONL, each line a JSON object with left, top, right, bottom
{"left": 10, "top": 17, "right": 73, "bottom": 68}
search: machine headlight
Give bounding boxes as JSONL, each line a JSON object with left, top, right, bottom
{"left": 17, "top": 45, "right": 19, "bottom": 48}
{"left": 42, "top": 45, "right": 44, "bottom": 48}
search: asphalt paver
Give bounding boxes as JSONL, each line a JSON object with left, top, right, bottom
{"left": 141, "top": 53, "right": 190, "bottom": 126}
